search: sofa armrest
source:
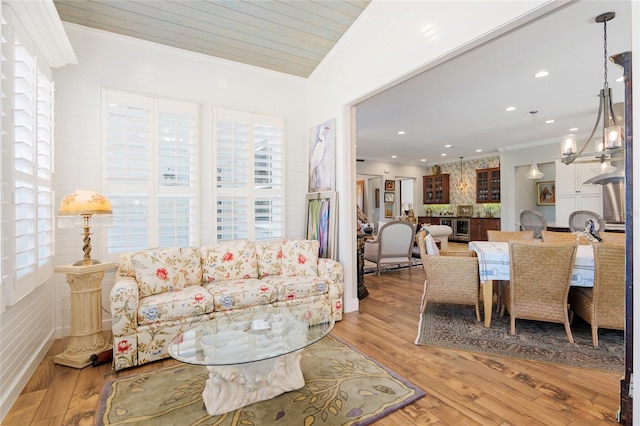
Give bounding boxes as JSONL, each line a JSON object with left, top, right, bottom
{"left": 317, "top": 258, "right": 344, "bottom": 319}
{"left": 110, "top": 277, "right": 140, "bottom": 336}
{"left": 317, "top": 258, "right": 343, "bottom": 288}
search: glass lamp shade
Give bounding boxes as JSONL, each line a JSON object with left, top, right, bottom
{"left": 58, "top": 190, "right": 113, "bottom": 228}
{"left": 525, "top": 163, "right": 544, "bottom": 180}
{"left": 561, "top": 134, "right": 577, "bottom": 156}
{"left": 591, "top": 161, "right": 617, "bottom": 174}
{"left": 604, "top": 125, "right": 622, "bottom": 149}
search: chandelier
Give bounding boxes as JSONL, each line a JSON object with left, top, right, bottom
{"left": 560, "top": 12, "right": 623, "bottom": 166}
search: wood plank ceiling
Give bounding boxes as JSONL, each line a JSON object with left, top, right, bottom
{"left": 53, "top": 0, "right": 371, "bottom": 78}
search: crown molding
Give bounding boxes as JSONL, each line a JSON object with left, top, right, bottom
{"left": 6, "top": 0, "right": 77, "bottom": 68}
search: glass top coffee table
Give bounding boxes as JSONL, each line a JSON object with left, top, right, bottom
{"left": 168, "top": 306, "right": 334, "bottom": 415}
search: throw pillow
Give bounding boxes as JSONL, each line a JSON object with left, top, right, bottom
{"left": 255, "top": 240, "right": 283, "bottom": 277}
{"left": 201, "top": 240, "right": 258, "bottom": 283}
{"left": 280, "top": 239, "right": 319, "bottom": 277}
{"left": 131, "top": 247, "right": 192, "bottom": 297}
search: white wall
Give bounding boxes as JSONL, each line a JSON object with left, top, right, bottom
{"left": 307, "top": 0, "right": 558, "bottom": 312}
{"left": 357, "top": 160, "right": 429, "bottom": 223}
{"left": 500, "top": 142, "right": 557, "bottom": 230}
{"left": 52, "top": 23, "right": 308, "bottom": 336}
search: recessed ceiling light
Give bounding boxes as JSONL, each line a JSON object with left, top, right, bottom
{"left": 391, "top": 155, "right": 397, "bottom": 158}
{"left": 569, "top": 127, "right": 578, "bottom": 132}
{"left": 444, "top": 144, "right": 452, "bottom": 148}
{"left": 397, "top": 131, "right": 405, "bottom": 135}
{"left": 545, "top": 119, "right": 555, "bottom": 124}
{"left": 420, "top": 158, "right": 426, "bottom": 162}
{"left": 475, "top": 149, "right": 482, "bottom": 152}
{"left": 534, "top": 70, "right": 549, "bottom": 78}
{"left": 505, "top": 106, "right": 516, "bottom": 112}
{"left": 441, "top": 153, "right": 447, "bottom": 156}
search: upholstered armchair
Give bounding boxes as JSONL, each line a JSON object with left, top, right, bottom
{"left": 519, "top": 209, "right": 547, "bottom": 239}
{"left": 363, "top": 221, "right": 415, "bottom": 276}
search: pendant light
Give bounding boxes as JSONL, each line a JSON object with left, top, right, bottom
{"left": 561, "top": 12, "right": 623, "bottom": 164}
{"left": 525, "top": 110, "right": 544, "bottom": 180}
{"left": 457, "top": 157, "right": 468, "bottom": 190}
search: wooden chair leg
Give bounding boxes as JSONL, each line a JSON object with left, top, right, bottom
{"left": 510, "top": 316, "right": 516, "bottom": 335}
{"left": 592, "top": 325, "right": 599, "bottom": 347}
{"left": 474, "top": 303, "right": 481, "bottom": 322}
{"left": 564, "top": 321, "right": 574, "bottom": 344}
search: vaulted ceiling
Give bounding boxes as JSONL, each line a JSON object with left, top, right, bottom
{"left": 53, "top": 0, "right": 370, "bottom": 78}
{"left": 53, "top": 1, "right": 632, "bottom": 165}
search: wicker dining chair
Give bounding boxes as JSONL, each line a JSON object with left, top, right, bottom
{"left": 568, "top": 210, "right": 605, "bottom": 234}
{"left": 599, "top": 232, "right": 626, "bottom": 245}
{"left": 541, "top": 230, "right": 591, "bottom": 245}
{"left": 501, "top": 241, "right": 577, "bottom": 342}
{"left": 519, "top": 209, "right": 547, "bottom": 239}
{"left": 415, "top": 229, "right": 481, "bottom": 321}
{"left": 486, "top": 230, "right": 534, "bottom": 312}
{"left": 486, "top": 230, "right": 534, "bottom": 242}
{"left": 569, "top": 243, "right": 625, "bottom": 347}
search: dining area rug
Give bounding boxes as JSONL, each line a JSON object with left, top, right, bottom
{"left": 415, "top": 302, "right": 624, "bottom": 373}
{"left": 98, "top": 335, "right": 424, "bottom": 425}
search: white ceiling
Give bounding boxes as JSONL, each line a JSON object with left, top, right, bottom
{"left": 53, "top": 0, "right": 370, "bottom": 78}
{"left": 53, "top": 1, "right": 632, "bottom": 167}
{"left": 355, "top": 1, "right": 632, "bottom": 166}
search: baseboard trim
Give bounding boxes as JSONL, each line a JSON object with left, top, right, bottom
{"left": 0, "top": 330, "right": 55, "bottom": 423}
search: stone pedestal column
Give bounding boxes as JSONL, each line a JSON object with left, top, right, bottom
{"left": 54, "top": 262, "right": 116, "bottom": 368}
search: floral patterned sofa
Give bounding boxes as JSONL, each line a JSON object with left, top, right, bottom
{"left": 109, "top": 239, "right": 344, "bottom": 370}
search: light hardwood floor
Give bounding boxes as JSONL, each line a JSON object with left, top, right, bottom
{"left": 4, "top": 261, "right": 621, "bottom": 425}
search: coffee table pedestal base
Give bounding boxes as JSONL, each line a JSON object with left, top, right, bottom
{"left": 203, "top": 350, "right": 304, "bottom": 415}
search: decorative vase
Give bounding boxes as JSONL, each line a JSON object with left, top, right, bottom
{"left": 432, "top": 165, "right": 441, "bottom": 175}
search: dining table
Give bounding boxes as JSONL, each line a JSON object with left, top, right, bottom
{"left": 468, "top": 241, "right": 595, "bottom": 327}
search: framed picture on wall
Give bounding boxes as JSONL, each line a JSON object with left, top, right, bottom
{"left": 536, "top": 181, "right": 556, "bottom": 206}
{"left": 384, "top": 192, "right": 394, "bottom": 203}
{"left": 384, "top": 180, "right": 395, "bottom": 191}
{"left": 375, "top": 188, "right": 380, "bottom": 208}
{"left": 308, "top": 119, "right": 336, "bottom": 193}
{"left": 384, "top": 203, "right": 394, "bottom": 218}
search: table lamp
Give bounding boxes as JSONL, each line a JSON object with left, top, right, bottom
{"left": 58, "top": 190, "right": 112, "bottom": 266}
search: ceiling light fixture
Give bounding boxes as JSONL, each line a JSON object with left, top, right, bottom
{"left": 561, "top": 12, "right": 623, "bottom": 165}
{"left": 525, "top": 110, "right": 544, "bottom": 180}
{"left": 534, "top": 70, "right": 549, "bottom": 78}
{"left": 457, "top": 157, "right": 468, "bottom": 190}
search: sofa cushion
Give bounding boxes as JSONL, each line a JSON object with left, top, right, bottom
{"left": 131, "top": 247, "right": 202, "bottom": 298}
{"left": 204, "top": 278, "right": 278, "bottom": 311}
{"left": 280, "top": 239, "right": 319, "bottom": 277}
{"left": 261, "top": 275, "right": 328, "bottom": 301}
{"left": 201, "top": 240, "right": 258, "bottom": 282}
{"left": 137, "top": 286, "right": 214, "bottom": 326}
{"left": 255, "top": 240, "right": 283, "bottom": 277}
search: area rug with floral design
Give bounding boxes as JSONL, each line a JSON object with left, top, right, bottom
{"left": 97, "top": 335, "right": 424, "bottom": 425}
{"left": 415, "top": 302, "right": 624, "bottom": 373}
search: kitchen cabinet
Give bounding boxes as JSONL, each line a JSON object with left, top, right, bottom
{"left": 476, "top": 167, "right": 500, "bottom": 203}
{"left": 470, "top": 218, "right": 501, "bottom": 241}
{"left": 423, "top": 174, "right": 450, "bottom": 204}
{"left": 417, "top": 216, "right": 442, "bottom": 226}
{"left": 554, "top": 161, "right": 603, "bottom": 227}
